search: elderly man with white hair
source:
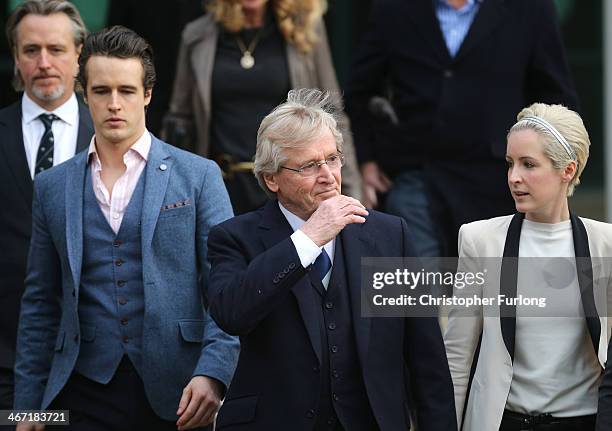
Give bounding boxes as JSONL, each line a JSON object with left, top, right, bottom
{"left": 207, "top": 88, "right": 456, "bottom": 431}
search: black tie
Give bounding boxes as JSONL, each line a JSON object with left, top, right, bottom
{"left": 35, "top": 113, "right": 58, "bottom": 175}
{"left": 312, "top": 249, "right": 332, "bottom": 283}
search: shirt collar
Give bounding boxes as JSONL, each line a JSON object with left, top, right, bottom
{"left": 278, "top": 201, "right": 306, "bottom": 232}
{"left": 22, "top": 92, "right": 79, "bottom": 126}
{"left": 88, "top": 129, "right": 152, "bottom": 165}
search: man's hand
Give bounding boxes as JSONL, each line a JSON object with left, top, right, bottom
{"left": 360, "top": 161, "right": 392, "bottom": 208}
{"left": 301, "top": 195, "right": 368, "bottom": 246}
{"left": 16, "top": 422, "right": 44, "bottom": 431}
{"left": 176, "top": 375, "right": 223, "bottom": 430}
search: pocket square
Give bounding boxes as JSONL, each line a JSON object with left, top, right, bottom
{"left": 160, "top": 199, "right": 192, "bottom": 212}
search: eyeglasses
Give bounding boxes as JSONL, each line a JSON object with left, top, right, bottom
{"left": 280, "top": 153, "right": 345, "bottom": 177}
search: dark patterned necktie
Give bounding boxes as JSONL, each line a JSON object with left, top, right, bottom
{"left": 35, "top": 113, "right": 58, "bottom": 175}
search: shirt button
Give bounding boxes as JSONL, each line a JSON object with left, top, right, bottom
{"left": 331, "top": 345, "right": 338, "bottom": 353}
{"left": 325, "top": 302, "right": 333, "bottom": 309}
{"left": 118, "top": 297, "right": 127, "bottom": 305}
{"left": 328, "top": 323, "right": 336, "bottom": 330}
{"left": 115, "top": 259, "right": 124, "bottom": 266}
{"left": 113, "top": 213, "right": 120, "bottom": 220}
{"left": 117, "top": 280, "right": 126, "bottom": 287}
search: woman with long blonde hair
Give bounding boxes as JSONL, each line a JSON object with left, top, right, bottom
{"left": 165, "top": 0, "right": 362, "bottom": 214}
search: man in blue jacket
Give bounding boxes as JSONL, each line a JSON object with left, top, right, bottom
{"left": 14, "top": 26, "right": 238, "bottom": 431}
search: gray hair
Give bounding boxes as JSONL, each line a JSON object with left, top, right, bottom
{"left": 254, "top": 88, "right": 344, "bottom": 197}
{"left": 508, "top": 103, "right": 590, "bottom": 196}
{"left": 7, "top": 0, "right": 87, "bottom": 91}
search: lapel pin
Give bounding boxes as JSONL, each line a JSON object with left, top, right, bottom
{"left": 159, "top": 163, "right": 167, "bottom": 171}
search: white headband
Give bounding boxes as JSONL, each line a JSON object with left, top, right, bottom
{"left": 516, "top": 116, "right": 577, "bottom": 161}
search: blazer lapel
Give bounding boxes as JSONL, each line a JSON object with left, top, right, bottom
{"left": 0, "top": 101, "right": 33, "bottom": 208}
{"left": 341, "top": 222, "right": 375, "bottom": 368}
{"left": 570, "top": 214, "right": 600, "bottom": 355}
{"left": 65, "top": 151, "right": 89, "bottom": 291}
{"left": 500, "top": 212, "right": 523, "bottom": 362}
{"left": 405, "top": 0, "right": 452, "bottom": 63}
{"left": 259, "top": 201, "right": 323, "bottom": 364}
{"left": 454, "top": 0, "right": 506, "bottom": 63}
{"left": 141, "top": 136, "right": 172, "bottom": 250}
{"left": 76, "top": 101, "right": 94, "bottom": 153}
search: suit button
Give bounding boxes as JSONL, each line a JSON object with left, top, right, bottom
{"left": 73, "top": 334, "right": 79, "bottom": 343}
{"left": 115, "top": 259, "right": 124, "bottom": 266}
{"left": 118, "top": 297, "right": 127, "bottom": 305}
{"left": 332, "top": 370, "right": 339, "bottom": 379}
{"left": 117, "top": 280, "right": 126, "bottom": 287}
{"left": 325, "top": 301, "right": 333, "bottom": 309}
{"left": 306, "top": 409, "right": 315, "bottom": 418}
{"left": 327, "top": 418, "right": 336, "bottom": 426}
{"left": 120, "top": 318, "right": 128, "bottom": 325}
{"left": 289, "top": 263, "right": 296, "bottom": 269}
{"left": 273, "top": 277, "right": 279, "bottom": 284}
{"left": 312, "top": 365, "right": 320, "bottom": 373}
{"left": 444, "top": 69, "right": 454, "bottom": 78}
{"left": 333, "top": 393, "right": 339, "bottom": 402}
{"left": 278, "top": 272, "right": 285, "bottom": 279}
{"left": 71, "top": 288, "right": 76, "bottom": 297}
{"left": 328, "top": 323, "right": 336, "bottom": 330}
{"left": 122, "top": 336, "right": 129, "bottom": 343}
{"left": 113, "top": 240, "right": 122, "bottom": 247}
{"left": 283, "top": 268, "right": 290, "bottom": 274}
{"left": 331, "top": 345, "right": 338, "bottom": 353}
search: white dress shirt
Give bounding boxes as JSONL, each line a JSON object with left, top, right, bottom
{"left": 21, "top": 92, "right": 79, "bottom": 179}
{"left": 279, "top": 202, "right": 335, "bottom": 288}
{"left": 87, "top": 130, "right": 151, "bottom": 234}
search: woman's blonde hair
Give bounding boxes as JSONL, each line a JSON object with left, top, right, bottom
{"left": 207, "top": 0, "right": 326, "bottom": 53}
{"left": 508, "top": 103, "right": 590, "bottom": 196}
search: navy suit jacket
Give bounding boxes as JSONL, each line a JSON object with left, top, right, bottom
{"left": 14, "top": 135, "right": 239, "bottom": 420}
{"left": 208, "top": 200, "right": 456, "bottom": 431}
{"left": 0, "top": 99, "right": 93, "bottom": 370}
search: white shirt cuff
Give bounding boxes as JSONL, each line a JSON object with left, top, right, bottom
{"left": 291, "top": 229, "right": 322, "bottom": 268}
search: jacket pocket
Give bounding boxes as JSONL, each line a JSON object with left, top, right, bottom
{"left": 178, "top": 320, "right": 205, "bottom": 343}
{"left": 216, "top": 395, "right": 258, "bottom": 428}
{"left": 80, "top": 323, "right": 96, "bottom": 342}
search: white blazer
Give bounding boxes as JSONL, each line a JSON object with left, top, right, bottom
{"left": 444, "top": 214, "right": 612, "bottom": 431}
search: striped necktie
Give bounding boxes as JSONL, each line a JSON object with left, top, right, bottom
{"left": 35, "top": 113, "right": 58, "bottom": 175}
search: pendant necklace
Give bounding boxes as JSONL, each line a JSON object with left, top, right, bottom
{"left": 235, "top": 28, "right": 263, "bottom": 69}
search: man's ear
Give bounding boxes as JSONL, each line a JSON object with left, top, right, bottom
{"left": 144, "top": 87, "right": 153, "bottom": 107}
{"left": 263, "top": 172, "right": 279, "bottom": 193}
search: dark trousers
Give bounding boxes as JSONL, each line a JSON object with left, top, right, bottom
{"left": 48, "top": 356, "right": 208, "bottom": 431}
{"left": 500, "top": 410, "right": 596, "bottom": 431}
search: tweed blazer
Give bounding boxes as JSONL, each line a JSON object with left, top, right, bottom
{"left": 14, "top": 136, "right": 239, "bottom": 420}
{"left": 444, "top": 214, "right": 612, "bottom": 431}
{"left": 166, "top": 14, "right": 362, "bottom": 200}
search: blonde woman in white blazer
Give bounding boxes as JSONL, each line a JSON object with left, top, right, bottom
{"left": 444, "top": 103, "right": 612, "bottom": 431}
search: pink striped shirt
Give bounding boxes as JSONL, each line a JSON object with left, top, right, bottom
{"left": 87, "top": 131, "right": 151, "bottom": 234}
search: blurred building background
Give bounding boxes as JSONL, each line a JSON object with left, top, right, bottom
{"left": 0, "top": 0, "right": 605, "bottom": 219}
